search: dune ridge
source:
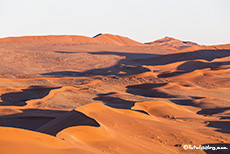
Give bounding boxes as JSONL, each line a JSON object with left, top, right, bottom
{"left": 0, "top": 34, "right": 144, "bottom": 46}
{"left": 146, "top": 36, "right": 200, "bottom": 50}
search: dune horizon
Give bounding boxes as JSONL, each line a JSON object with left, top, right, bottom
{"left": 0, "top": 33, "right": 226, "bottom": 45}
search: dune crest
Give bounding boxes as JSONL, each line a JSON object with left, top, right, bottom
{"left": 146, "top": 36, "right": 200, "bottom": 50}
{"left": 93, "top": 33, "right": 144, "bottom": 46}
{"left": 0, "top": 34, "right": 144, "bottom": 46}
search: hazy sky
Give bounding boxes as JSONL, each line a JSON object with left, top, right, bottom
{"left": 1, "top": 0, "right": 230, "bottom": 45}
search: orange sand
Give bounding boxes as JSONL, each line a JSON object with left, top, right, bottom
{"left": 0, "top": 34, "right": 230, "bottom": 154}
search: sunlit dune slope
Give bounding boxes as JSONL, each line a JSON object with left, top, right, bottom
{"left": 0, "top": 34, "right": 144, "bottom": 46}
{"left": 0, "top": 127, "right": 99, "bottom": 154}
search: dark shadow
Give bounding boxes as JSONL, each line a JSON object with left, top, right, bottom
{"left": 37, "top": 110, "right": 100, "bottom": 136}
{"left": 93, "top": 93, "right": 149, "bottom": 115}
{"left": 41, "top": 71, "right": 80, "bottom": 77}
{"left": 191, "top": 96, "right": 206, "bottom": 99}
{"left": 201, "top": 143, "right": 230, "bottom": 154}
{"left": 138, "top": 49, "right": 230, "bottom": 65}
{"left": 126, "top": 83, "right": 177, "bottom": 98}
{"left": 176, "top": 60, "right": 230, "bottom": 73}
{"left": 171, "top": 99, "right": 195, "bottom": 106}
{"left": 79, "top": 64, "right": 151, "bottom": 77}
{"left": 92, "top": 33, "right": 103, "bottom": 38}
{"left": 94, "top": 95, "right": 135, "bottom": 109}
{"left": 136, "top": 49, "right": 230, "bottom": 78}
{"left": 88, "top": 51, "right": 160, "bottom": 59}
{"left": 42, "top": 49, "right": 230, "bottom": 78}
{"left": 41, "top": 51, "right": 161, "bottom": 77}
{"left": 197, "top": 107, "right": 230, "bottom": 116}
{"left": 205, "top": 121, "right": 230, "bottom": 134}
{"left": 86, "top": 49, "right": 230, "bottom": 78}
{"left": 0, "top": 109, "right": 66, "bottom": 131}
{"left": 171, "top": 99, "right": 221, "bottom": 118}
{"left": 54, "top": 51, "right": 76, "bottom": 54}
{"left": 157, "top": 70, "right": 185, "bottom": 78}
{"left": 132, "top": 109, "right": 150, "bottom": 115}
{"left": 177, "top": 61, "right": 221, "bottom": 72}
{"left": 97, "top": 92, "right": 118, "bottom": 96}
{"left": 0, "top": 109, "right": 100, "bottom": 136}
{"left": 171, "top": 98, "right": 207, "bottom": 107}
{"left": 0, "top": 86, "right": 61, "bottom": 106}
{"left": 172, "top": 100, "right": 230, "bottom": 116}
{"left": 220, "top": 117, "right": 230, "bottom": 120}
{"left": 126, "top": 83, "right": 167, "bottom": 89}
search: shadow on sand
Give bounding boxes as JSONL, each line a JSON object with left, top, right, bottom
{"left": 0, "top": 86, "right": 61, "bottom": 106}
{"left": 126, "top": 83, "right": 177, "bottom": 98}
{"left": 41, "top": 71, "right": 80, "bottom": 77}
{"left": 37, "top": 110, "right": 100, "bottom": 136}
{"left": 205, "top": 121, "right": 230, "bottom": 134}
{"left": 0, "top": 109, "right": 66, "bottom": 131}
{"left": 0, "top": 109, "right": 100, "bottom": 136}
{"left": 41, "top": 49, "right": 230, "bottom": 78}
{"left": 93, "top": 92, "right": 149, "bottom": 115}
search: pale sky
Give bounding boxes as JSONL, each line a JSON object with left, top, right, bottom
{"left": 1, "top": 0, "right": 230, "bottom": 45}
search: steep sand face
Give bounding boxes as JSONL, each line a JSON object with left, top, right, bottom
{"left": 1, "top": 34, "right": 230, "bottom": 154}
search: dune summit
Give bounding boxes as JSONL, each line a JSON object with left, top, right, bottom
{"left": 146, "top": 36, "right": 200, "bottom": 50}
{"left": 0, "top": 34, "right": 230, "bottom": 154}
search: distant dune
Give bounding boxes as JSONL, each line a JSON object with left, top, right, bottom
{"left": 0, "top": 34, "right": 230, "bottom": 154}
{"left": 146, "top": 36, "right": 200, "bottom": 50}
{"left": 0, "top": 34, "right": 201, "bottom": 48}
{"left": 93, "top": 33, "right": 144, "bottom": 46}
{"left": 0, "top": 34, "right": 144, "bottom": 46}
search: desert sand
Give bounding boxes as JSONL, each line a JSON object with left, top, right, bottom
{"left": 0, "top": 34, "right": 230, "bottom": 154}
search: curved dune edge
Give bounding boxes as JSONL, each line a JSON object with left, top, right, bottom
{"left": 52, "top": 102, "right": 223, "bottom": 154}
{"left": 0, "top": 99, "right": 229, "bottom": 154}
{"left": 0, "top": 86, "right": 73, "bottom": 110}
{"left": 25, "top": 86, "right": 75, "bottom": 108}
{"left": 0, "top": 127, "right": 99, "bottom": 154}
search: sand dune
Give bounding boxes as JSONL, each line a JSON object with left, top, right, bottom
{"left": 0, "top": 127, "right": 99, "bottom": 154}
{"left": 1, "top": 34, "right": 230, "bottom": 154}
{"left": 146, "top": 36, "right": 200, "bottom": 50}
{"left": 0, "top": 35, "right": 93, "bottom": 44}
{"left": 56, "top": 102, "right": 226, "bottom": 154}
{"left": 93, "top": 33, "right": 143, "bottom": 46}
{"left": 0, "top": 34, "right": 144, "bottom": 46}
